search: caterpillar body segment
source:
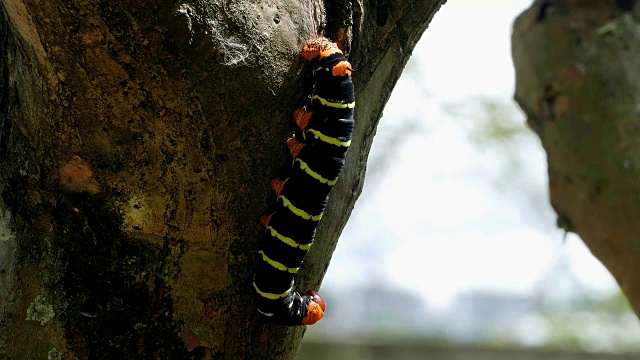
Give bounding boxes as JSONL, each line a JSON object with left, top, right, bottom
{"left": 254, "top": 37, "right": 355, "bottom": 326}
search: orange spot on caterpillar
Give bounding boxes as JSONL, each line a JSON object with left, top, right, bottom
{"left": 286, "top": 137, "right": 304, "bottom": 159}
{"left": 260, "top": 214, "right": 272, "bottom": 227}
{"left": 301, "top": 37, "right": 342, "bottom": 61}
{"left": 292, "top": 108, "right": 312, "bottom": 131}
{"left": 332, "top": 61, "right": 352, "bottom": 77}
{"left": 271, "top": 178, "right": 285, "bottom": 197}
{"left": 301, "top": 290, "right": 326, "bottom": 325}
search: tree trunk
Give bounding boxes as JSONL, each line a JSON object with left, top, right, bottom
{"left": 0, "top": 0, "right": 445, "bottom": 358}
{"left": 512, "top": 1, "right": 640, "bottom": 316}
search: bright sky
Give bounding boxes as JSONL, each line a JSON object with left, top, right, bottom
{"left": 322, "top": 0, "right": 620, "bottom": 313}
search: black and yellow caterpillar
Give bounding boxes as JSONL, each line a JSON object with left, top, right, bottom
{"left": 253, "top": 37, "right": 355, "bottom": 326}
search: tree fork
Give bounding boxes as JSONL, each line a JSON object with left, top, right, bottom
{"left": 0, "top": 0, "right": 445, "bottom": 358}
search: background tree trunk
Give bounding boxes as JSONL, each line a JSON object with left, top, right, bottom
{"left": 0, "top": 0, "right": 445, "bottom": 358}
{"left": 513, "top": 1, "right": 640, "bottom": 317}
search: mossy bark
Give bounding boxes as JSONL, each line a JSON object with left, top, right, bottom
{"left": 0, "top": 0, "right": 445, "bottom": 358}
{"left": 513, "top": 1, "right": 640, "bottom": 316}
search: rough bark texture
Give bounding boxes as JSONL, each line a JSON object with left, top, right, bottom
{"left": 0, "top": 0, "right": 445, "bottom": 358}
{"left": 513, "top": 1, "right": 640, "bottom": 316}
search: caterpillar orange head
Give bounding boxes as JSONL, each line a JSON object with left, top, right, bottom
{"left": 301, "top": 37, "right": 342, "bottom": 62}
{"left": 301, "top": 290, "right": 326, "bottom": 325}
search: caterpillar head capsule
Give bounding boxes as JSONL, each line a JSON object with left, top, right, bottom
{"left": 301, "top": 290, "right": 326, "bottom": 325}
{"left": 301, "top": 37, "right": 342, "bottom": 62}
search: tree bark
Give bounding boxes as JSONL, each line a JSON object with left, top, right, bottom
{"left": 0, "top": 0, "right": 445, "bottom": 358}
{"left": 513, "top": 1, "right": 640, "bottom": 316}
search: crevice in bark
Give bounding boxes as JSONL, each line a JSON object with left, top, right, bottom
{"left": 537, "top": 0, "right": 553, "bottom": 22}
{"left": 617, "top": 0, "right": 636, "bottom": 12}
{"left": 374, "top": 0, "right": 390, "bottom": 27}
{"left": 324, "top": 0, "right": 355, "bottom": 53}
{"left": 0, "top": 5, "right": 10, "bottom": 156}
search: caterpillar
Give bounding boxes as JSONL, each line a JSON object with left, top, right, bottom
{"left": 253, "top": 37, "right": 355, "bottom": 326}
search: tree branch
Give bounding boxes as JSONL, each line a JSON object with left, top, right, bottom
{"left": 513, "top": 1, "right": 640, "bottom": 317}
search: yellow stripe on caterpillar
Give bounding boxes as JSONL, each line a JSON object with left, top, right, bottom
{"left": 312, "top": 94, "right": 355, "bottom": 109}
{"left": 253, "top": 282, "right": 292, "bottom": 300}
{"left": 306, "top": 129, "right": 351, "bottom": 147}
{"left": 280, "top": 195, "right": 323, "bottom": 221}
{"left": 257, "top": 309, "right": 275, "bottom": 317}
{"left": 294, "top": 158, "right": 338, "bottom": 186}
{"left": 266, "top": 225, "right": 312, "bottom": 250}
{"left": 259, "top": 250, "right": 300, "bottom": 274}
